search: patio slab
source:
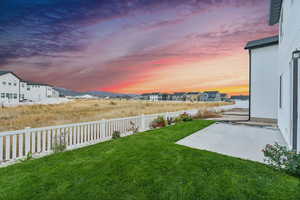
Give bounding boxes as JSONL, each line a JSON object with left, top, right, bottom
{"left": 176, "top": 123, "right": 287, "bottom": 163}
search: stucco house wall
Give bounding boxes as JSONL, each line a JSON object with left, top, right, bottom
{"left": 250, "top": 45, "right": 278, "bottom": 121}
{"left": 26, "top": 84, "right": 49, "bottom": 101}
{"left": 276, "top": 0, "right": 300, "bottom": 150}
{"left": 0, "top": 73, "right": 20, "bottom": 104}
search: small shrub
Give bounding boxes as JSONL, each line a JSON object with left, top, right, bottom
{"left": 174, "top": 113, "right": 193, "bottom": 123}
{"left": 193, "top": 110, "right": 221, "bottom": 119}
{"left": 53, "top": 132, "right": 67, "bottom": 153}
{"left": 174, "top": 116, "right": 183, "bottom": 123}
{"left": 128, "top": 121, "right": 139, "bottom": 133}
{"left": 180, "top": 112, "right": 193, "bottom": 122}
{"left": 167, "top": 117, "right": 175, "bottom": 125}
{"left": 112, "top": 131, "right": 121, "bottom": 139}
{"left": 26, "top": 152, "right": 33, "bottom": 161}
{"left": 109, "top": 101, "right": 117, "bottom": 105}
{"left": 263, "top": 143, "right": 300, "bottom": 176}
{"left": 151, "top": 116, "right": 167, "bottom": 129}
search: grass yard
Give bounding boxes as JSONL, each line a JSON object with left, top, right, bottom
{"left": 0, "top": 120, "right": 299, "bottom": 200}
{"left": 0, "top": 99, "right": 230, "bottom": 132}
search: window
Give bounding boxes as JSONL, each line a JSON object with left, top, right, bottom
{"left": 8, "top": 82, "right": 11, "bottom": 86}
{"left": 14, "top": 93, "right": 17, "bottom": 99}
{"left": 279, "top": 75, "right": 283, "bottom": 108}
{"left": 6, "top": 93, "right": 9, "bottom": 98}
{"left": 2, "top": 81, "right": 6, "bottom": 85}
{"left": 13, "top": 83, "right": 17, "bottom": 86}
{"left": 27, "top": 87, "right": 30, "bottom": 91}
{"left": 1, "top": 93, "right": 4, "bottom": 98}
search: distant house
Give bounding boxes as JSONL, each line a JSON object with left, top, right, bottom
{"left": 245, "top": 0, "right": 300, "bottom": 151}
{"left": 24, "top": 81, "right": 56, "bottom": 101}
{"left": 220, "top": 93, "right": 228, "bottom": 101}
{"left": 141, "top": 93, "right": 161, "bottom": 101}
{"left": 0, "top": 70, "right": 60, "bottom": 104}
{"left": 230, "top": 95, "right": 249, "bottom": 101}
{"left": 204, "top": 91, "right": 221, "bottom": 101}
{"left": 171, "top": 92, "right": 186, "bottom": 101}
{"left": 198, "top": 93, "right": 209, "bottom": 101}
{"left": 159, "top": 93, "right": 171, "bottom": 101}
{"left": 0, "top": 71, "right": 21, "bottom": 104}
{"left": 185, "top": 92, "right": 201, "bottom": 102}
{"left": 150, "top": 93, "right": 160, "bottom": 101}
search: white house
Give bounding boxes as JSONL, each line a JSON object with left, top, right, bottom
{"left": 0, "top": 70, "right": 60, "bottom": 104}
{"left": 149, "top": 93, "right": 160, "bottom": 101}
{"left": 0, "top": 71, "right": 21, "bottom": 104}
{"left": 245, "top": 36, "right": 279, "bottom": 123}
{"left": 24, "top": 81, "right": 55, "bottom": 102}
{"left": 246, "top": 0, "right": 300, "bottom": 151}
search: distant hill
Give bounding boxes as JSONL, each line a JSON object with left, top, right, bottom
{"left": 54, "top": 87, "right": 137, "bottom": 98}
{"left": 87, "top": 91, "right": 137, "bottom": 97}
{"left": 54, "top": 87, "right": 82, "bottom": 96}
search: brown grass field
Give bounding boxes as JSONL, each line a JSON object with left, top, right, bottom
{"left": 0, "top": 99, "right": 232, "bottom": 132}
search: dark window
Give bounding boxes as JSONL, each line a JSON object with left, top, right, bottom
{"left": 1, "top": 93, "right": 4, "bottom": 98}
{"left": 8, "top": 82, "right": 11, "bottom": 86}
{"left": 2, "top": 81, "right": 6, "bottom": 85}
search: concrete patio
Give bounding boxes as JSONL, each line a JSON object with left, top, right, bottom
{"left": 177, "top": 122, "right": 287, "bottom": 163}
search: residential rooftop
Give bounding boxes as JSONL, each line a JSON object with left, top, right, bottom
{"left": 0, "top": 70, "right": 52, "bottom": 87}
{"left": 245, "top": 35, "right": 279, "bottom": 50}
{"left": 269, "top": 0, "right": 282, "bottom": 25}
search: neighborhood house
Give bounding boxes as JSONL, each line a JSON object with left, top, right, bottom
{"left": 246, "top": 0, "right": 300, "bottom": 152}
{"left": 0, "top": 71, "right": 59, "bottom": 105}
{"left": 141, "top": 91, "right": 228, "bottom": 102}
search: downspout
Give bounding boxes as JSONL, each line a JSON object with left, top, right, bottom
{"left": 292, "top": 50, "right": 299, "bottom": 151}
{"left": 248, "top": 49, "right": 252, "bottom": 121}
{"left": 19, "top": 81, "right": 21, "bottom": 103}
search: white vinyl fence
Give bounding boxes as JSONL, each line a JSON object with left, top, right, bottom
{"left": 0, "top": 109, "right": 199, "bottom": 165}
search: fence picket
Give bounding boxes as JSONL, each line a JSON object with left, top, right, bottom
{"left": 5, "top": 136, "right": 10, "bottom": 161}
{"left": 25, "top": 129, "right": 31, "bottom": 155}
{"left": 12, "top": 135, "right": 17, "bottom": 159}
{"left": 31, "top": 132, "right": 36, "bottom": 153}
{"left": 0, "top": 137, "right": 3, "bottom": 162}
{"left": 37, "top": 131, "right": 41, "bottom": 153}
{"left": 19, "top": 134, "right": 24, "bottom": 158}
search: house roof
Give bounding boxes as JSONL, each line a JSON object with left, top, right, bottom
{"left": 204, "top": 91, "right": 219, "bottom": 94}
{"left": 25, "top": 80, "right": 51, "bottom": 87}
{"left": 0, "top": 70, "right": 23, "bottom": 80}
{"left": 186, "top": 92, "right": 200, "bottom": 95}
{"left": 0, "top": 71, "right": 11, "bottom": 76}
{"left": 269, "top": 0, "right": 282, "bottom": 25}
{"left": 245, "top": 35, "right": 279, "bottom": 50}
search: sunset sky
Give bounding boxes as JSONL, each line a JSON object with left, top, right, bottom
{"left": 0, "top": 0, "right": 277, "bottom": 95}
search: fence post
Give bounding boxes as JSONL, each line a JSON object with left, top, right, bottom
{"left": 140, "top": 114, "right": 145, "bottom": 132}
{"left": 0, "top": 136, "right": 3, "bottom": 162}
{"left": 100, "top": 119, "right": 106, "bottom": 139}
{"left": 25, "top": 127, "right": 31, "bottom": 156}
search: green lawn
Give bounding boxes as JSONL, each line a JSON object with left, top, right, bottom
{"left": 0, "top": 120, "right": 299, "bottom": 200}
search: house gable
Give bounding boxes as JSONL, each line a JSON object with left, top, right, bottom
{"left": 269, "top": 0, "right": 282, "bottom": 25}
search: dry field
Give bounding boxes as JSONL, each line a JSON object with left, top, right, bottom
{"left": 0, "top": 99, "right": 232, "bottom": 132}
